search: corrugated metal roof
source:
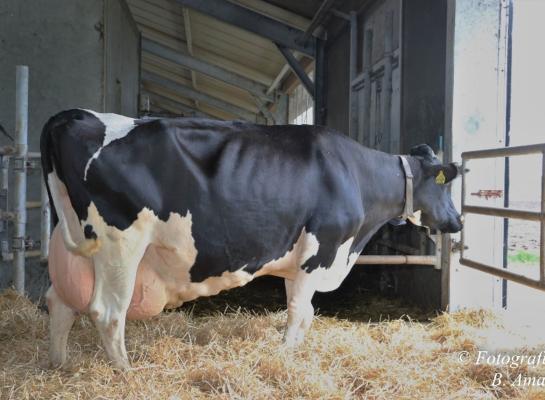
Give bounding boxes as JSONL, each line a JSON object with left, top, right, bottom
{"left": 126, "top": 0, "right": 316, "bottom": 121}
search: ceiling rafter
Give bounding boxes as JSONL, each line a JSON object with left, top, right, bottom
{"left": 142, "top": 71, "right": 259, "bottom": 122}
{"left": 142, "top": 38, "right": 275, "bottom": 102}
{"left": 174, "top": 0, "right": 316, "bottom": 56}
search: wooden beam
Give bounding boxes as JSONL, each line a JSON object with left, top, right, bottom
{"left": 145, "top": 92, "right": 216, "bottom": 118}
{"left": 301, "top": 0, "right": 337, "bottom": 43}
{"left": 276, "top": 44, "right": 315, "bottom": 97}
{"left": 142, "top": 38, "right": 274, "bottom": 102}
{"left": 174, "top": 0, "right": 316, "bottom": 56}
{"left": 142, "top": 71, "right": 259, "bottom": 121}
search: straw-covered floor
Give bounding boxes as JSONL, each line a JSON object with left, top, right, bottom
{"left": 1, "top": 288, "right": 545, "bottom": 400}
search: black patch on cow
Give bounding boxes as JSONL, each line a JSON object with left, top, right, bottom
{"left": 84, "top": 224, "right": 97, "bottom": 240}
{"left": 409, "top": 144, "right": 436, "bottom": 163}
{"left": 41, "top": 113, "right": 430, "bottom": 286}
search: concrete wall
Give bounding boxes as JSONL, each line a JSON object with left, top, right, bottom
{"left": 0, "top": 0, "right": 139, "bottom": 298}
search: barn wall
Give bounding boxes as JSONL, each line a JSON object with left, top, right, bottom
{"left": 323, "top": 0, "right": 449, "bottom": 311}
{"left": 0, "top": 0, "right": 139, "bottom": 298}
{"left": 401, "top": 0, "right": 448, "bottom": 153}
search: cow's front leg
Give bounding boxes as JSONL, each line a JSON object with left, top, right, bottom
{"left": 46, "top": 285, "right": 76, "bottom": 368}
{"left": 89, "top": 241, "right": 146, "bottom": 369}
{"left": 283, "top": 274, "right": 315, "bottom": 347}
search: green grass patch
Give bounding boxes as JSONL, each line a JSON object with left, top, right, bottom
{"left": 508, "top": 250, "right": 540, "bottom": 264}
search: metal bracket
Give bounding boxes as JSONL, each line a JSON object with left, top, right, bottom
{"left": 12, "top": 157, "right": 26, "bottom": 172}
{"left": 13, "top": 157, "right": 39, "bottom": 172}
{"left": 0, "top": 211, "right": 15, "bottom": 221}
{"left": 451, "top": 239, "right": 468, "bottom": 253}
{"left": 11, "top": 236, "right": 39, "bottom": 252}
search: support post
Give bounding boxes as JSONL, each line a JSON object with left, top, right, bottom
{"left": 274, "top": 93, "right": 289, "bottom": 124}
{"left": 40, "top": 179, "right": 50, "bottom": 262}
{"left": 348, "top": 11, "right": 358, "bottom": 138}
{"left": 314, "top": 39, "right": 326, "bottom": 125}
{"left": 252, "top": 95, "right": 276, "bottom": 124}
{"left": 14, "top": 65, "right": 28, "bottom": 294}
{"left": 360, "top": 30, "right": 373, "bottom": 146}
{"left": 382, "top": 11, "right": 394, "bottom": 152}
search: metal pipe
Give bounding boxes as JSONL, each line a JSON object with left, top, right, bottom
{"left": 462, "top": 143, "right": 545, "bottom": 159}
{"left": 26, "top": 201, "right": 41, "bottom": 209}
{"left": 356, "top": 255, "right": 437, "bottom": 265}
{"left": 463, "top": 205, "right": 543, "bottom": 221}
{"left": 41, "top": 179, "right": 51, "bottom": 262}
{"left": 13, "top": 65, "right": 28, "bottom": 294}
{"left": 27, "top": 151, "right": 41, "bottom": 159}
{"left": 539, "top": 151, "right": 545, "bottom": 284}
{"left": 1, "top": 156, "right": 9, "bottom": 192}
{"left": 2, "top": 250, "right": 42, "bottom": 261}
{"left": 460, "top": 257, "right": 545, "bottom": 292}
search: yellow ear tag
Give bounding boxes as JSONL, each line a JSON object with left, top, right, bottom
{"left": 435, "top": 170, "right": 446, "bottom": 185}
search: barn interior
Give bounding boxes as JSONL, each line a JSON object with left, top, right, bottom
{"left": 2, "top": 0, "right": 545, "bottom": 398}
{"left": 0, "top": 0, "right": 542, "bottom": 318}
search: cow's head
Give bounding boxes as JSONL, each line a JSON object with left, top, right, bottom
{"left": 410, "top": 144, "right": 463, "bottom": 233}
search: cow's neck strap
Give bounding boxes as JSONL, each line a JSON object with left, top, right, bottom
{"left": 399, "top": 155, "right": 414, "bottom": 219}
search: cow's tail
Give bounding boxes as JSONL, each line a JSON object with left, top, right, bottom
{"left": 40, "top": 111, "right": 101, "bottom": 257}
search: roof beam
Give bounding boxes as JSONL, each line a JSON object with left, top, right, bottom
{"left": 144, "top": 92, "right": 217, "bottom": 119}
{"left": 275, "top": 44, "right": 315, "bottom": 98}
{"left": 301, "top": 0, "right": 337, "bottom": 44}
{"left": 174, "top": 0, "right": 316, "bottom": 56}
{"left": 142, "top": 83, "right": 238, "bottom": 120}
{"left": 142, "top": 71, "right": 258, "bottom": 121}
{"left": 142, "top": 38, "right": 275, "bottom": 102}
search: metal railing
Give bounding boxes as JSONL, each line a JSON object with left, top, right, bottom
{"left": 460, "top": 143, "right": 545, "bottom": 291}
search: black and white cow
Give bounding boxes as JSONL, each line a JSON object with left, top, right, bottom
{"left": 41, "top": 109, "right": 462, "bottom": 369}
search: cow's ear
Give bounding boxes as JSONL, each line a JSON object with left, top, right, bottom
{"left": 409, "top": 144, "right": 436, "bottom": 162}
{"left": 427, "top": 163, "right": 459, "bottom": 184}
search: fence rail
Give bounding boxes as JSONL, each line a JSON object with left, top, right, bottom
{"left": 460, "top": 142, "right": 545, "bottom": 290}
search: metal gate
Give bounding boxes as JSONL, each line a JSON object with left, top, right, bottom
{"left": 460, "top": 143, "right": 545, "bottom": 291}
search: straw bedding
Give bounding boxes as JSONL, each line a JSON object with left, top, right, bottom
{"left": 1, "top": 289, "right": 545, "bottom": 399}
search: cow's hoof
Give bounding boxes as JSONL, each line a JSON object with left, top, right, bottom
{"left": 111, "top": 359, "right": 131, "bottom": 370}
{"left": 48, "top": 359, "right": 66, "bottom": 370}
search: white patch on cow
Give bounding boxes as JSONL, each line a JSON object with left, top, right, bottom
{"left": 47, "top": 170, "right": 101, "bottom": 256}
{"left": 307, "top": 237, "right": 359, "bottom": 292}
{"left": 254, "top": 228, "right": 319, "bottom": 280}
{"left": 408, "top": 210, "right": 423, "bottom": 226}
{"left": 82, "top": 110, "right": 135, "bottom": 180}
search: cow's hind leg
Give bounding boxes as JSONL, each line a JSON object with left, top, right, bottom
{"left": 46, "top": 285, "right": 76, "bottom": 368}
{"left": 283, "top": 274, "right": 315, "bottom": 347}
{"left": 88, "top": 240, "right": 146, "bottom": 369}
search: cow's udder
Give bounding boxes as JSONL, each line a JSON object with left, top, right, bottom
{"left": 48, "top": 226, "right": 168, "bottom": 320}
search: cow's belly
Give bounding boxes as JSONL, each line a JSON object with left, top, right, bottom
{"left": 48, "top": 225, "right": 298, "bottom": 320}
